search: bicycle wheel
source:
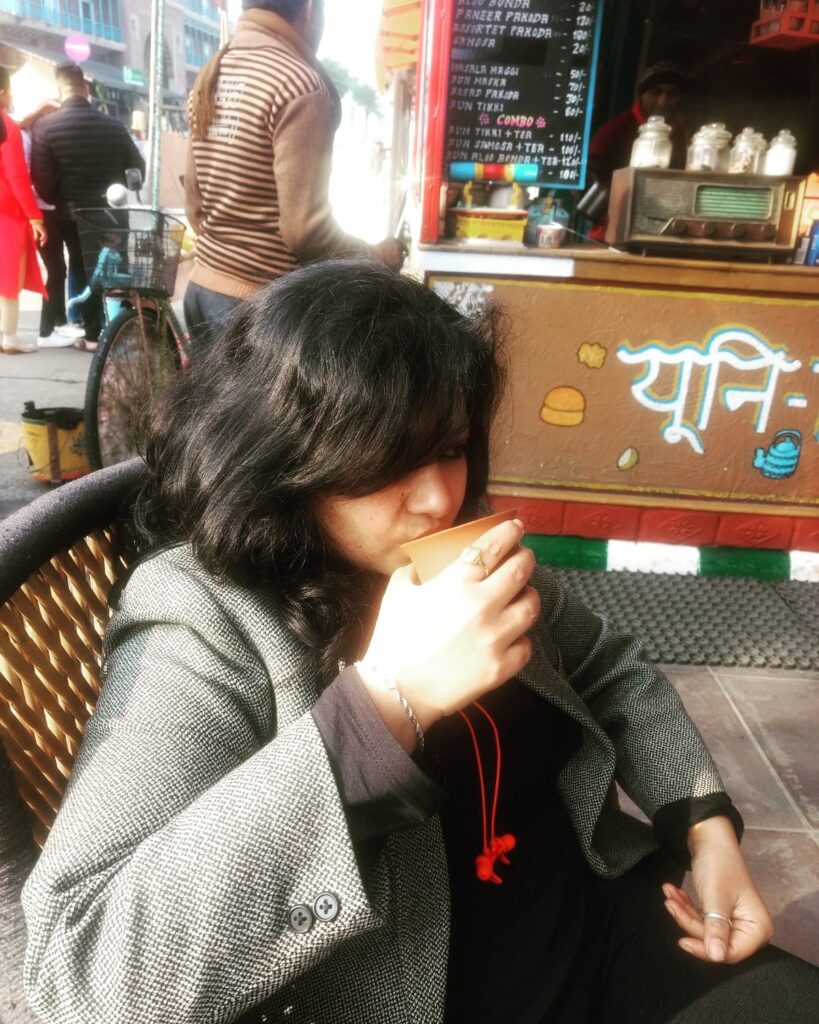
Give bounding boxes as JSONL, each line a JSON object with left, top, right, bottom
{"left": 84, "top": 307, "right": 180, "bottom": 469}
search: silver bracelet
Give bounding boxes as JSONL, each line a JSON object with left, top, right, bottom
{"left": 355, "top": 662, "right": 425, "bottom": 754}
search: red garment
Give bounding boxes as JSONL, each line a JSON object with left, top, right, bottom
{"left": 0, "top": 111, "right": 46, "bottom": 300}
{"left": 587, "top": 100, "right": 646, "bottom": 187}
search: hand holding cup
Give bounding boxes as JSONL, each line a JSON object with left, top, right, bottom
{"left": 359, "top": 514, "right": 540, "bottom": 733}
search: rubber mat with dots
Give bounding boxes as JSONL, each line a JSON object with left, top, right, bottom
{"left": 551, "top": 569, "right": 819, "bottom": 671}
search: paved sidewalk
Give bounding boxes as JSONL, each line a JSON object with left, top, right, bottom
{"left": 0, "top": 256, "right": 192, "bottom": 519}
{"left": 0, "top": 295, "right": 90, "bottom": 519}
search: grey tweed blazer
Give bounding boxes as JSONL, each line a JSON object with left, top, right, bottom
{"left": 23, "top": 545, "right": 725, "bottom": 1024}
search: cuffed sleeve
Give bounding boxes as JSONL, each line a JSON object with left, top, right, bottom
{"left": 122, "top": 129, "right": 146, "bottom": 179}
{"left": 653, "top": 794, "right": 744, "bottom": 855}
{"left": 312, "top": 666, "right": 446, "bottom": 843}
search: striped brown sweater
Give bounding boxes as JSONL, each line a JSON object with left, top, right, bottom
{"left": 185, "top": 9, "right": 372, "bottom": 299}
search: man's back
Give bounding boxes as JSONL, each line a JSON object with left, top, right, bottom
{"left": 31, "top": 97, "right": 145, "bottom": 213}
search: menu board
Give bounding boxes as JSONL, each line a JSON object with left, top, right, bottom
{"left": 445, "top": 0, "right": 601, "bottom": 188}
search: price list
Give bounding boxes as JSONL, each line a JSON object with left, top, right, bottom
{"left": 445, "top": 0, "right": 600, "bottom": 187}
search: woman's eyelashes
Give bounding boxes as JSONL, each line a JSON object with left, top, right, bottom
{"left": 441, "top": 442, "right": 468, "bottom": 461}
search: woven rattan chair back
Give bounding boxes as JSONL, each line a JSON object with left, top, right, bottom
{"left": 0, "top": 459, "right": 147, "bottom": 846}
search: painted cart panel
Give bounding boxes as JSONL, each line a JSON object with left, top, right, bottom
{"left": 430, "top": 276, "right": 819, "bottom": 522}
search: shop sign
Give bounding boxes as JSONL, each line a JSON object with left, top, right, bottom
{"left": 123, "top": 66, "right": 146, "bottom": 87}
{"left": 432, "top": 277, "right": 819, "bottom": 516}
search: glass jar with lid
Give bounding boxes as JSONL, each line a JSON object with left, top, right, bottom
{"left": 764, "top": 129, "right": 797, "bottom": 175}
{"left": 708, "top": 123, "right": 732, "bottom": 172}
{"left": 751, "top": 132, "right": 768, "bottom": 173}
{"left": 729, "top": 127, "right": 759, "bottom": 173}
{"left": 687, "top": 124, "right": 724, "bottom": 172}
{"left": 630, "top": 115, "right": 673, "bottom": 169}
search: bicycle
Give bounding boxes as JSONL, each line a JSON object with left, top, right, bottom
{"left": 75, "top": 205, "right": 189, "bottom": 470}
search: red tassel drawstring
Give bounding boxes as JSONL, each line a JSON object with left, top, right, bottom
{"left": 458, "top": 701, "right": 516, "bottom": 884}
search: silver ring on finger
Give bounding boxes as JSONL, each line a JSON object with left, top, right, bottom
{"left": 703, "top": 911, "right": 732, "bottom": 926}
{"left": 460, "top": 544, "right": 489, "bottom": 578}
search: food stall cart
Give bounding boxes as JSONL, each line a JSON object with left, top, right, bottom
{"left": 382, "top": 0, "right": 819, "bottom": 576}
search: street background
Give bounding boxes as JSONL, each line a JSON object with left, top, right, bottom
{"left": 0, "top": 0, "right": 392, "bottom": 521}
{"left": 0, "top": 293, "right": 89, "bottom": 519}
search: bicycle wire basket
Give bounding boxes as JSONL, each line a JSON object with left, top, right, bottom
{"left": 74, "top": 207, "right": 186, "bottom": 298}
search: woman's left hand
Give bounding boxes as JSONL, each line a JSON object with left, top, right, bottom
{"left": 31, "top": 220, "right": 47, "bottom": 247}
{"left": 662, "top": 815, "right": 774, "bottom": 964}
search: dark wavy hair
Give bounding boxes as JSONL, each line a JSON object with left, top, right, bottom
{"left": 137, "top": 259, "right": 506, "bottom": 679}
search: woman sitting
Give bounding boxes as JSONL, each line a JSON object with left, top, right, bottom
{"left": 23, "top": 260, "right": 818, "bottom": 1023}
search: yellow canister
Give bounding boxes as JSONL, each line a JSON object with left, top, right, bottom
{"left": 21, "top": 404, "right": 91, "bottom": 483}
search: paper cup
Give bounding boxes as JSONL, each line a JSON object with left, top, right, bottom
{"left": 400, "top": 508, "right": 518, "bottom": 583}
{"left": 536, "top": 223, "right": 565, "bottom": 248}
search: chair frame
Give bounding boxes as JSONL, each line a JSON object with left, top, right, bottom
{"left": 0, "top": 459, "right": 146, "bottom": 845}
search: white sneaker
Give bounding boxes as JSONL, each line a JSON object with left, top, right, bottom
{"left": 38, "top": 333, "right": 78, "bottom": 348}
{"left": 55, "top": 324, "right": 86, "bottom": 339}
{"left": 2, "top": 334, "right": 36, "bottom": 353}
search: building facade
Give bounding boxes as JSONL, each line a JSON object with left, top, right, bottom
{"left": 0, "top": 0, "right": 223, "bottom": 124}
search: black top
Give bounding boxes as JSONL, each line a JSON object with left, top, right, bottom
{"left": 312, "top": 667, "right": 742, "bottom": 1024}
{"left": 30, "top": 96, "right": 145, "bottom": 215}
{"left": 425, "top": 680, "right": 584, "bottom": 1023}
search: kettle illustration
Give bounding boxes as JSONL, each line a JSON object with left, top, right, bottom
{"left": 753, "top": 429, "right": 801, "bottom": 480}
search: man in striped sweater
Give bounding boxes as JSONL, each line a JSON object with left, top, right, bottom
{"left": 184, "top": 0, "right": 405, "bottom": 353}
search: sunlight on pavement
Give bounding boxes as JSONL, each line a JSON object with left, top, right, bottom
{"left": 0, "top": 420, "right": 23, "bottom": 457}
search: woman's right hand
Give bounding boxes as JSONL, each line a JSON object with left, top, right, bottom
{"left": 373, "top": 237, "right": 407, "bottom": 270}
{"left": 358, "top": 518, "right": 539, "bottom": 737}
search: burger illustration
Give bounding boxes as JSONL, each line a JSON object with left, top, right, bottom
{"left": 539, "top": 386, "right": 586, "bottom": 427}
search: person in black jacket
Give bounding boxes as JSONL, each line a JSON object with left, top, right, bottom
{"left": 31, "top": 63, "right": 145, "bottom": 350}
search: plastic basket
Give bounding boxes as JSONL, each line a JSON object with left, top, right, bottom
{"left": 74, "top": 207, "right": 185, "bottom": 298}
{"left": 449, "top": 208, "right": 528, "bottom": 243}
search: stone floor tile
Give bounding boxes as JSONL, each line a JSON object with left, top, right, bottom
{"left": 657, "top": 663, "right": 710, "bottom": 675}
{"left": 713, "top": 666, "right": 819, "bottom": 682}
{"left": 737, "top": 829, "right": 819, "bottom": 966}
{"left": 715, "top": 672, "right": 819, "bottom": 829}
{"left": 663, "top": 669, "right": 804, "bottom": 830}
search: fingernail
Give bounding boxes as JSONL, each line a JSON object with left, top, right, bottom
{"left": 661, "top": 884, "right": 674, "bottom": 899}
{"left": 664, "top": 900, "right": 677, "bottom": 916}
{"left": 513, "top": 518, "right": 524, "bottom": 530}
{"left": 707, "top": 938, "right": 726, "bottom": 962}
